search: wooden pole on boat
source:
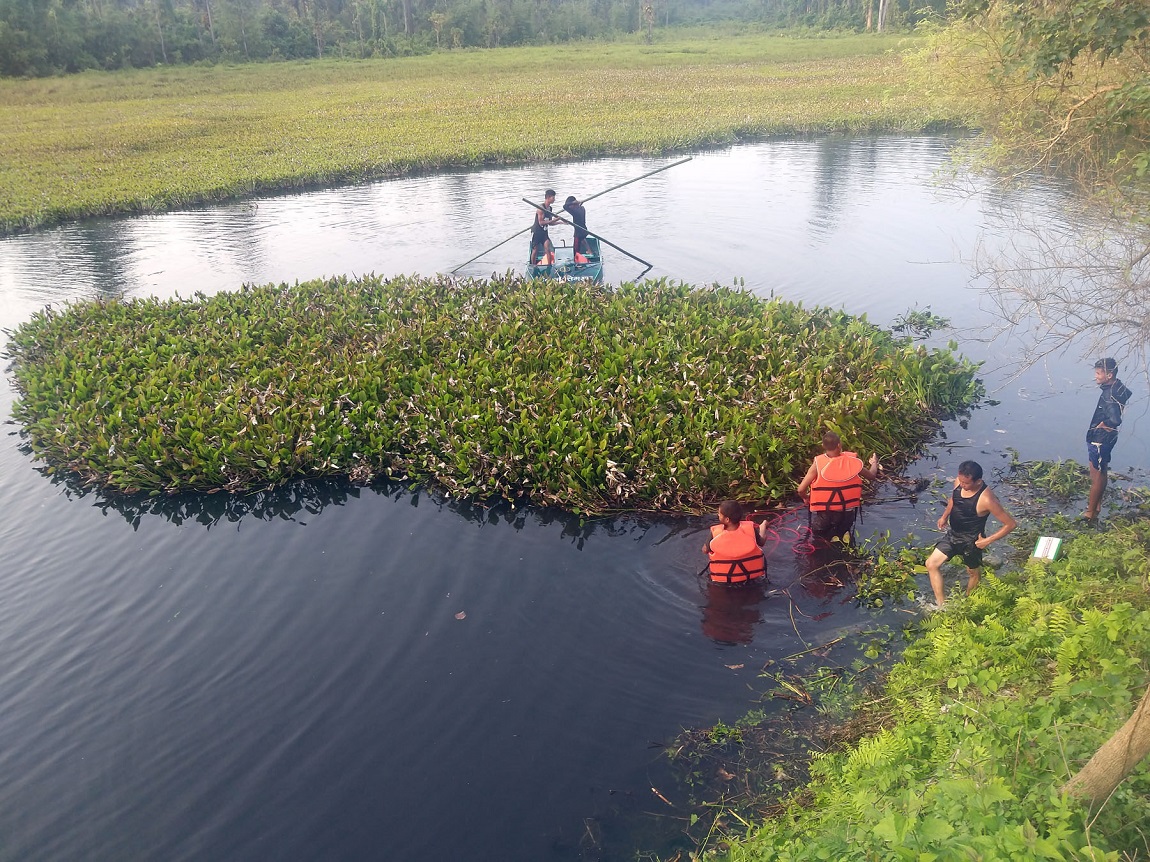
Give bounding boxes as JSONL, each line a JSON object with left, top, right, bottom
{"left": 450, "top": 225, "right": 532, "bottom": 273}
{"left": 522, "top": 200, "right": 654, "bottom": 273}
{"left": 580, "top": 156, "right": 692, "bottom": 204}
{"left": 449, "top": 157, "right": 691, "bottom": 273}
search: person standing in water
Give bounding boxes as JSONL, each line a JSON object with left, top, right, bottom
{"left": 1083, "top": 357, "right": 1133, "bottom": 521}
{"left": 794, "top": 431, "right": 880, "bottom": 542}
{"left": 703, "top": 500, "right": 767, "bottom": 585}
{"left": 924, "top": 460, "right": 1016, "bottom": 607}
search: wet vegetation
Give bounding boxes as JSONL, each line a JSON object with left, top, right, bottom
{"left": 5, "top": 274, "right": 981, "bottom": 512}
{"left": 0, "top": 33, "right": 941, "bottom": 233}
{"left": 652, "top": 516, "right": 1150, "bottom": 861}
{"left": 654, "top": 627, "right": 901, "bottom": 859}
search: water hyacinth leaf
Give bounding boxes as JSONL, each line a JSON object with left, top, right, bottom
{"left": 4, "top": 274, "right": 982, "bottom": 513}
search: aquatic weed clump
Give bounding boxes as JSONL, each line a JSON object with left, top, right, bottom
{"left": 5, "top": 274, "right": 982, "bottom": 511}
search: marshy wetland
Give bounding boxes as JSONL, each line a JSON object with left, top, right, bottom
{"left": 0, "top": 33, "right": 928, "bottom": 234}
{"left": 3, "top": 139, "right": 1148, "bottom": 861}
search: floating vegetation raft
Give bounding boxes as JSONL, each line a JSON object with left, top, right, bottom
{"left": 5, "top": 275, "right": 982, "bottom": 512}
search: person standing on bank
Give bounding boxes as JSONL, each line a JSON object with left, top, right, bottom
{"left": 793, "top": 431, "right": 880, "bottom": 542}
{"left": 925, "top": 460, "right": 1016, "bottom": 607}
{"left": 1084, "top": 357, "right": 1133, "bottom": 521}
{"left": 562, "top": 195, "right": 590, "bottom": 260}
{"left": 530, "top": 189, "right": 560, "bottom": 265}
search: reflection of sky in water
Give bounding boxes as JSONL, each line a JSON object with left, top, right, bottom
{"left": 0, "top": 139, "right": 998, "bottom": 308}
{"left": 1, "top": 138, "right": 984, "bottom": 314}
{"left": 1, "top": 136, "right": 1145, "bottom": 469}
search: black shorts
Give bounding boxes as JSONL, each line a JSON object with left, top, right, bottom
{"left": 935, "top": 535, "right": 983, "bottom": 569}
{"left": 1087, "top": 427, "right": 1118, "bottom": 471}
{"left": 811, "top": 509, "right": 857, "bottom": 541}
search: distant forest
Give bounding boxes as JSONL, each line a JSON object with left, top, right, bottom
{"left": 1, "top": 0, "right": 947, "bottom": 77}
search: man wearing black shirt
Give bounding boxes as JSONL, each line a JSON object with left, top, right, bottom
{"left": 925, "top": 460, "right": 1016, "bottom": 607}
{"left": 530, "top": 189, "right": 559, "bottom": 265}
{"left": 1084, "top": 358, "right": 1134, "bottom": 520}
{"left": 562, "top": 195, "right": 589, "bottom": 259}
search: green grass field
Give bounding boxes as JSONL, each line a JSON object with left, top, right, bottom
{"left": 0, "top": 32, "right": 948, "bottom": 233}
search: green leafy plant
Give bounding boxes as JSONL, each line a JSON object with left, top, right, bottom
{"left": 847, "top": 531, "right": 927, "bottom": 608}
{"left": 890, "top": 306, "right": 951, "bottom": 340}
{"left": 5, "top": 274, "right": 983, "bottom": 513}
{"left": 693, "top": 518, "right": 1150, "bottom": 862}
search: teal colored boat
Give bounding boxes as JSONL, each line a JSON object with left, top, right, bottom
{"left": 526, "top": 236, "right": 604, "bottom": 283}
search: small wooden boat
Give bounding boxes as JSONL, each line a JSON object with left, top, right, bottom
{"left": 452, "top": 158, "right": 689, "bottom": 279}
{"left": 527, "top": 236, "right": 604, "bottom": 283}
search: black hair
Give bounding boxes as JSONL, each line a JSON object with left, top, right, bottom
{"left": 1095, "top": 357, "right": 1118, "bottom": 375}
{"left": 718, "top": 500, "right": 745, "bottom": 524}
{"left": 957, "top": 460, "right": 983, "bottom": 481}
{"left": 545, "top": 188, "right": 556, "bottom": 198}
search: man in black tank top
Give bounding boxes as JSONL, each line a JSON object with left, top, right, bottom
{"left": 925, "top": 460, "right": 1017, "bottom": 607}
{"left": 530, "top": 189, "right": 559, "bottom": 265}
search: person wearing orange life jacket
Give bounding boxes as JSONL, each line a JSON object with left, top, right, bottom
{"left": 702, "top": 500, "right": 767, "bottom": 584}
{"left": 795, "top": 431, "right": 880, "bottom": 541}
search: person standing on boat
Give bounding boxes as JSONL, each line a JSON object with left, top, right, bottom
{"left": 530, "top": 189, "right": 560, "bottom": 265}
{"left": 1083, "top": 357, "right": 1133, "bottom": 521}
{"left": 924, "top": 460, "right": 1016, "bottom": 607}
{"left": 794, "top": 431, "right": 879, "bottom": 542}
{"left": 563, "top": 195, "right": 590, "bottom": 261}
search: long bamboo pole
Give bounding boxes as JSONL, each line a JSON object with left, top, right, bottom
{"left": 450, "top": 225, "right": 532, "bottom": 274}
{"left": 450, "top": 156, "right": 691, "bottom": 273}
{"left": 580, "top": 156, "right": 692, "bottom": 204}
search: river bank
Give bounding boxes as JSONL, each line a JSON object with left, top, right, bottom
{"left": 662, "top": 506, "right": 1150, "bottom": 861}
{"left": 0, "top": 32, "right": 942, "bottom": 233}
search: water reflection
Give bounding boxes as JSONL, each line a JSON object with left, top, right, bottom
{"left": 163, "top": 207, "right": 271, "bottom": 280}
{"left": 701, "top": 578, "right": 767, "bottom": 645}
{"left": 43, "top": 465, "right": 706, "bottom": 550}
{"left": 793, "top": 542, "right": 854, "bottom": 603}
{"left": 809, "top": 137, "right": 850, "bottom": 239}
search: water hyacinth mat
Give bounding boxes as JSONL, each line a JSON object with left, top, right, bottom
{"left": 5, "top": 274, "right": 982, "bottom": 512}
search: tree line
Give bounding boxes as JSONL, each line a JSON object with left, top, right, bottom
{"left": 0, "top": 0, "right": 947, "bottom": 77}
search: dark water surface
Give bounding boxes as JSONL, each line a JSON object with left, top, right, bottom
{"left": 1, "top": 137, "right": 1147, "bottom": 861}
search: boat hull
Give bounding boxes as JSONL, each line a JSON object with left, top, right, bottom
{"left": 527, "top": 237, "right": 603, "bottom": 283}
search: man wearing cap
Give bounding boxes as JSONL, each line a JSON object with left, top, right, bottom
{"left": 1084, "top": 358, "right": 1133, "bottom": 520}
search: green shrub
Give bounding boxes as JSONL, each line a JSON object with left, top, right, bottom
{"left": 5, "top": 274, "right": 982, "bottom": 512}
{"left": 714, "top": 521, "right": 1150, "bottom": 861}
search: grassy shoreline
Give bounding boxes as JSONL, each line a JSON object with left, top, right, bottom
{"left": 0, "top": 33, "right": 950, "bottom": 233}
{"left": 667, "top": 514, "right": 1150, "bottom": 861}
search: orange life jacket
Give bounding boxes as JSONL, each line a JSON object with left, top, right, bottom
{"left": 808, "top": 452, "right": 864, "bottom": 512}
{"left": 707, "top": 521, "right": 766, "bottom": 583}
